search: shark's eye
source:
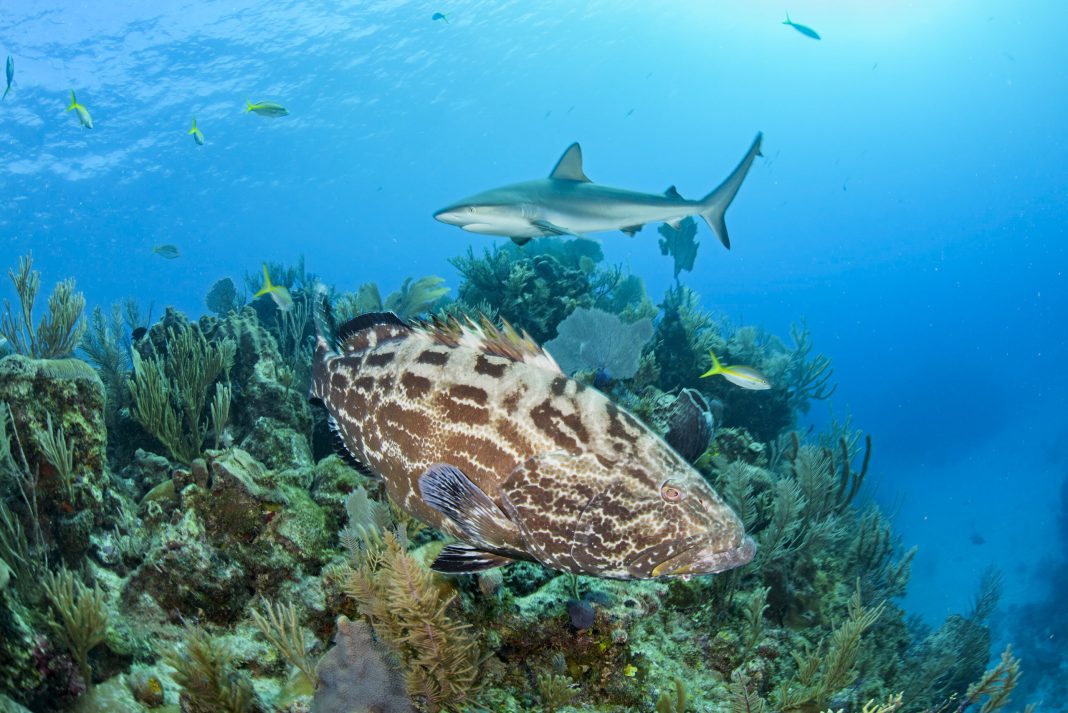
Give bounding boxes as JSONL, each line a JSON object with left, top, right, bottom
{"left": 661, "top": 482, "right": 683, "bottom": 502}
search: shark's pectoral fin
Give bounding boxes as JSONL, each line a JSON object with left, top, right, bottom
{"left": 511, "top": 236, "right": 533, "bottom": 246}
{"left": 665, "top": 218, "right": 683, "bottom": 229}
{"left": 532, "top": 219, "right": 590, "bottom": 240}
{"left": 621, "top": 224, "right": 643, "bottom": 237}
{"left": 549, "top": 143, "right": 591, "bottom": 182}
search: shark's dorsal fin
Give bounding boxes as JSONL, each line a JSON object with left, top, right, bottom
{"left": 665, "top": 185, "right": 684, "bottom": 199}
{"left": 549, "top": 143, "right": 590, "bottom": 182}
{"left": 419, "top": 314, "right": 562, "bottom": 374}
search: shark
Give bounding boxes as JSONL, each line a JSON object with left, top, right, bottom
{"left": 434, "top": 133, "right": 762, "bottom": 247}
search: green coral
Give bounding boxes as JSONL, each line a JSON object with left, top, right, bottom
{"left": 1, "top": 252, "right": 86, "bottom": 359}
{"left": 42, "top": 567, "right": 110, "bottom": 692}
{"left": 162, "top": 625, "right": 259, "bottom": 713}
{"left": 127, "top": 319, "right": 235, "bottom": 464}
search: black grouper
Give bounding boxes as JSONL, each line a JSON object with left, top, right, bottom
{"left": 309, "top": 304, "right": 755, "bottom": 579}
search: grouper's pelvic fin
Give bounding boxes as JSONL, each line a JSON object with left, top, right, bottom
{"left": 699, "top": 132, "right": 763, "bottom": 250}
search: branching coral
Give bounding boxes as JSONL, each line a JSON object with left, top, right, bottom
{"left": 344, "top": 530, "right": 480, "bottom": 712}
{"left": 42, "top": 567, "right": 109, "bottom": 692}
{"left": 127, "top": 321, "right": 235, "bottom": 463}
{"left": 251, "top": 598, "right": 318, "bottom": 692}
{"left": 774, "top": 587, "right": 884, "bottom": 712}
{"left": 35, "top": 413, "right": 75, "bottom": 497}
{"left": 80, "top": 300, "right": 141, "bottom": 430}
{"left": 959, "top": 645, "right": 1021, "bottom": 713}
{"left": 536, "top": 672, "right": 577, "bottom": 712}
{"left": 161, "top": 625, "right": 259, "bottom": 713}
{"left": 655, "top": 677, "right": 689, "bottom": 713}
{"left": 784, "top": 319, "right": 836, "bottom": 413}
{"left": 1, "top": 252, "right": 86, "bottom": 359}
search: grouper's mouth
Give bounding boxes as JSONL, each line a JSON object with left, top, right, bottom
{"left": 649, "top": 535, "right": 757, "bottom": 578}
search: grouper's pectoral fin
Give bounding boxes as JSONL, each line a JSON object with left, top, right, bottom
{"left": 418, "top": 463, "right": 526, "bottom": 573}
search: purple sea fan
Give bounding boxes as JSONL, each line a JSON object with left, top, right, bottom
{"left": 545, "top": 307, "right": 653, "bottom": 380}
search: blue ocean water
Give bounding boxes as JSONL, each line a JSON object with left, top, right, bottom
{"left": 1, "top": 0, "right": 1065, "bottom": 673}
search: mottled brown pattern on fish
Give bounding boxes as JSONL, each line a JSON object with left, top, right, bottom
{"left": 311, "top": 313, "right": 751, "bottom": 578}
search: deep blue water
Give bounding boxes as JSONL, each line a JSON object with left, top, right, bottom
{"left": 2, "top": 0, "right": 1066, "bottom": 644}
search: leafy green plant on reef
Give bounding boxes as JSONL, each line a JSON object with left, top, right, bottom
{"left": 162, "top": 624, "right": 259, "bottom": 713}
{"left": 80, "top": 299, "right": 144, "bottom": 431}
{"left": 336, "top": 276, "right": 451, "bottom": 322}
{"left": 127, "top": 322, "right": 235, "bottom": 463}
{"left": 250, "top": 598, "right": 318, "bottom": 697}
{"left": 773, "top": 586, "right": 884, "bottom": 712}
{"left": 344, "top": 530, "right": 480, "bottom": 712}
{"left": 656, "top": 676, "right": 688, "bottom": 713}
{"left": 35, "top": 413, "right": 75, "bottom": 497}
{"left": 339, "top": 492, "right": 479, "bottom": 712}
{"left": 1, "top": 251, "right": 86, "bottom": 359}
{"left": 42, "top": 567, "right": 109, "bottom": 692}
{"left": 535, "top": 672, "right": 577, "bottom": 712}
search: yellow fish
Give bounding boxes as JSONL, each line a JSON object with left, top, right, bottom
{"left": 245, "top": 100, "right": 288, "bottom": 118}
{"left": 188, "top": 116, "right": 205, "bottom": 145}
{"left": 66, "top": 90, "right": 93, "bottom": 129}
{"left": 699, "top": 351, "right": 770, "bottom": 390}
{"left": 253, "top": 264, "right": 294, "bottom": 311}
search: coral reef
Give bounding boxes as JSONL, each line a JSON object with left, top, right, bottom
{"left": 0, "top": 248, "right": 1032, "bottom": 713}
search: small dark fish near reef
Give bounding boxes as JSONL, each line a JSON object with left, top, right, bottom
{"left": 309, "top": 297, "right": 754, "bottom": 579}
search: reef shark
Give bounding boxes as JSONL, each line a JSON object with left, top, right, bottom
{"left": 434, "top": 133, "right": 762, "bottom": 247}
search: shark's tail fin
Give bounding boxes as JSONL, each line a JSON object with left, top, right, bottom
{"left": 698, "top": 132, "right": 763, "bottom": 249}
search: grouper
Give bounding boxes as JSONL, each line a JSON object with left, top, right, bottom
{"left": 309, "top": 302, "right": 755, "bottom": 579}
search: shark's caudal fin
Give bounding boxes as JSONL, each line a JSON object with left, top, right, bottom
{"left": 699, "top": 133, "right": 763, "bottom": 249}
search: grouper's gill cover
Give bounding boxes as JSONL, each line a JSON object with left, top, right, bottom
{"left": 309, "top": 298, "right": 755, "bottom": 579}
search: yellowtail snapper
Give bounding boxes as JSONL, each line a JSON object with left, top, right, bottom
{"left": 188, "top": 116, "right": 205, "bottom": 145}
{"left": 253, "top": 264, "right": 294, "bottom": 311}
{"left": 699, "top": 351, "right": 771, "bottom": 390}
{"left": 245, "top": 100, "right": 288, "bottom": 118}
{"left": 152, "top": 244, "right": 180, "bottom": 259}
{"left": 66, "top": 90, "right": 93, "bottom": 129}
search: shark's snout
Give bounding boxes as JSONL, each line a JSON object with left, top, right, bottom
{"left": 433, "top": 205, "right": 469, "bottom": 226}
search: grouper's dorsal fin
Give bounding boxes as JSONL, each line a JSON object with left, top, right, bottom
{"left": 337, "top": 311, "right": 411, "bottom": 353}
{"left": 419, "top": 314, "right": 562, "bottom": 374}
{"left": 549, "top": 143, "right": 590, "bottom": 182}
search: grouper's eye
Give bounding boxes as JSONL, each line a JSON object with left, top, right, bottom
{"left": 660, "top": 482, "right": 683, "bottom": 502}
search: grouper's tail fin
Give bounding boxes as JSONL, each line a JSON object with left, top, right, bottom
{"left": 698, "top": 132, "right": 763, "bottom": 250}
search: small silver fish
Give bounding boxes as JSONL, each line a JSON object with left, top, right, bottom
{"left": 3, "top": 56, "right": 13, "bottom": 101}
{"left": 152, "top": 244, "right": 180, "bottom": 259}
